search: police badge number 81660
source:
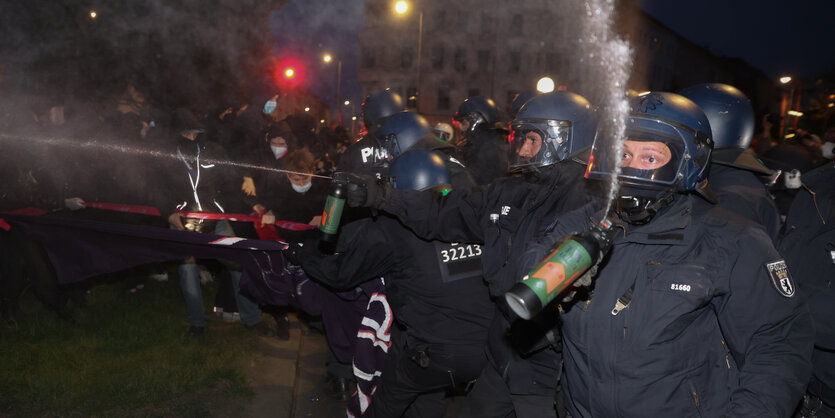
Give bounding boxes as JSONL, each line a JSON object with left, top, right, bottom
{"left": 765, "top": 260, "right": 796, "bottom": 298}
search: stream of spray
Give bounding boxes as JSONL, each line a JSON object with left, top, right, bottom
{"left": 577, "top": 0, "right": 633, "bottom": 221}
{"left": 0, "top": 133, "right": 334, "bottom": 180}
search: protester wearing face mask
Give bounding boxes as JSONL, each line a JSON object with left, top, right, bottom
{"left": 258, "top": 149, "right": 327, "bottom": 242}
{"left": 241, "top": 120, "right": 297, "bottom": 211}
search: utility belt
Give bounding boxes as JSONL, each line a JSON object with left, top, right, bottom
{"left": 396, "top": 327, "right": 480, "bottom": 396}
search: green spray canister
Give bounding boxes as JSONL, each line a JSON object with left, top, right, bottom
{"left": 505, "top": 217, "right": 615, "bottom": 320}
{"left": 319, "top": 172, "right": 349, "bottom": 242}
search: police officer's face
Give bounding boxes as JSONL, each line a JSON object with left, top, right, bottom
{"left": 518, "top": 131, "right": 543, "bottom": 159}
{"left": 621, "top": 140, "right": 672, "bottom": 170}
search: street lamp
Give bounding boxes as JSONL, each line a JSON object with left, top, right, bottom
{"left": 89, "top": 10, "right": 97, "bottom": 19}
{"left": 394, "top": 1, "right": 423, "bottom": 111}
{"left": 536, "top": 77, "right": 555, "bottom": 93}
{"left": 323, "top": 53, "right": 343, "bottom": 123}
{"left": 394, "top": 1, "right": 409, "bottom": 14}
{"left": 778, "top": 75, "right": 800, "bottom": 138}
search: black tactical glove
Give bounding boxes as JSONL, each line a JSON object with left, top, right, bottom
{"left": 282, "top": 242, "right": 305, "bottom": 265}
{"left": 345, "top": 173, "right": 387, "bottom": 208}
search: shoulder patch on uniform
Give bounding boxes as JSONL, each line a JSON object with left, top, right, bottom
{"left": 765, "top": 260, "right": 795, "bottom": 298}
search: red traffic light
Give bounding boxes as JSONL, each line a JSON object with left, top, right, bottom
{"left": 273, "top": 57, "right": 304, "bottom": 88}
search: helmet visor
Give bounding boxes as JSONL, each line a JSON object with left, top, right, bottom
{"left": 433, "top": 129, "right": 452, "bottom": 142}
{"left": 586, "top": 116, "right": 687, "bottom": 189}
{"left": 508, "top": 119, "right": 570, "bottom": 170}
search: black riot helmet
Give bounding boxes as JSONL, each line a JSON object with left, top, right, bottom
{"left": 390, "top": 149, "right": 452, "bottom": 193}
{"left": 677, "top": 83, "right": 754, "bottom": 150}
{"left": 585, "top": 92, "right": 714, "bottom": 224}
{"left": 678, "top": 83, "right": 758, "bottom": 168}
{"left": 509, "top": 91, "right": 598, "bottom": 172}
{"left": 362, "top": 89, "right": 405, "bottom": 136}
{"left": 376, "top": 111, "right": 433, "bottom": 158}
{"left": 453, "top": 96, "right": 501, "bottom": 135}
{"left": 509, "top": 90, "right": 539, "bottom": 120}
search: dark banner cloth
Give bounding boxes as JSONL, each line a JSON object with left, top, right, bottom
{"left": 2, "top": 214, "right": 367, "bottom": 360}
{"left": 4, "top": 213, "right": 388, "bottom": 416}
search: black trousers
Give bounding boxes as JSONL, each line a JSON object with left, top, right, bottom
{"left": 458, "top": 360, "right": 559, "bottom": 418}
{"left": 366, "top": 328, "right": 486, "bottom": 418}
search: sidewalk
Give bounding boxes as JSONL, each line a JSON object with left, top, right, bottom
{"left": 243, "top": 313, "right": 349, "bottom": 418}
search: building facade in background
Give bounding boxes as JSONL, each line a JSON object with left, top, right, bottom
{"left": 358, "top": 0, "right": 781, "bottom": 124}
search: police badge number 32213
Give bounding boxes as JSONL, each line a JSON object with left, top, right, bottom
{"left": 440, "top": 243, "right": 482, "bottom": 263}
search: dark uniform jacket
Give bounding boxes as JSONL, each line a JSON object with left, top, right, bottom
{"left": 459, "top": 127, "right": 509, "bottom": 186}
{"left": 520, "top": 195, "right": 813, "bottom": 417}
{"left": 375, "top": 159, "right": 598, "bottom": 395}
{"left": 709, "top": 164, "right": 781, "bottom": 242}
{"left": 297, "top": 214, "right": 494, "bottom": 347}
{"left": 780, "top": 161, "right": 835, "bottom": 406}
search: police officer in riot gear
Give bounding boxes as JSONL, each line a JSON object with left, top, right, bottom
{"left": 520, "top": 92, "right": 812, "bottom": 417}
{"left": 325, "top": 88, "right": 405, "bottom": 397}
{"left": 337, "top": 89, "right": 405, "bottom": 175}
{"left": 678, "top": 83, "right": 781, "bottom": 241}
{"left": 453, "top": 96, "right": 509, "bottom": 186}
{"left": 289, "top": 149, "right": 493, "bottom": 417}
{"left": 780, "top": 160, "right": 835, "bottom": 417}
{"left": 344, "top": 90, "right": 602, "bottom": 417}
{"left": 377, "top": 111, "right": 475, "bottom": 191}
{"left": 509, "top": 91, "right": 598, "bottom": 171}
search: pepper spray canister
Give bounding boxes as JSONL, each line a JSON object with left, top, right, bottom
{"left": 319, "top": 172, "right": 349, "bottom": 242}
{"left": 505, "top": 218, "right": 615, "bottom": 320}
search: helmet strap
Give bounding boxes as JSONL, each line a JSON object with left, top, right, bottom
{"left": 614, "top": 189, "right": 675, "bottom": 225}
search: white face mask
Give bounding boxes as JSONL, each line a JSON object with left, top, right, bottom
{"left": 291, "top": 181, "right": 312, "bottom": 193}
{"left": 270, "top": 145, "right": 287, "bottom": 159}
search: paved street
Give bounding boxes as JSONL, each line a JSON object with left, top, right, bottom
{"left": 243, "top": 313, "right": 349, "bottom": 418}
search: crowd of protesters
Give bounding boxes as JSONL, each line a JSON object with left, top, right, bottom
{"left": 1, "top": 78, "right": 835, "bottom": 418}
{"left": 0, "top": 82, "right": 353, "bottom": 331}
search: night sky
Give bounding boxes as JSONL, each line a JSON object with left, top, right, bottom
{"left": 636, "top": 0, "right": 835, "bottom": 80}
{"left": 271, "top": 0, "right": 835, "bottom": 112}
{"left": 270, "top": 0, "right": 366, "bottom": 118}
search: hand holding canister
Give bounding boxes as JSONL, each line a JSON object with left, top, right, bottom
{"left": 505, "top": 218, "right": 616, "bottom": 320}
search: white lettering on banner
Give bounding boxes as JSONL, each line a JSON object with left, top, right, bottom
{"left": 501, "top": 206, "right": 511, "bottom": 215}
{"left": 440, "top": 243, "right": 482, "bottom": 263}
{"left": 670, "top": 283, "right": 691, "bottom": 292}
{"left": 360, "top": 147, "right": 374, "bottom": 163}
{"left": 355, "top": 380, "right": 373, "bottom": 414}
{"left": 358, "top": 293, "right": 393, "bottom": 352}
{"left": 353, "top": 363, "right": 383, "bottom": 382}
